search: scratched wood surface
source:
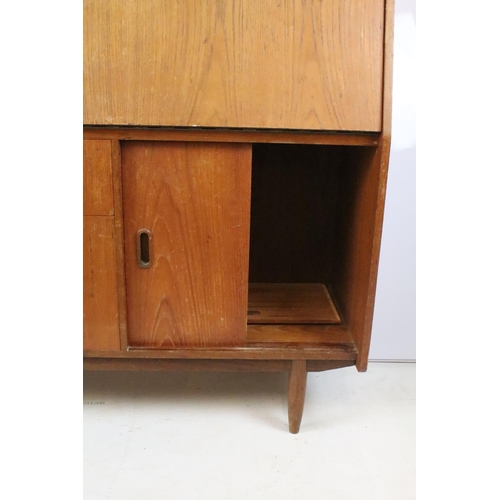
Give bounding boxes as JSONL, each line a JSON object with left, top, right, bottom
{"left": 121, "top": 142, "right": 252, "bottom": 348}
{"left": 83, "top": 0, "right": 384, "bottom": 131}
{"left": 83, "top": 140, "right": 114, "bottom": 216}
{"left": 83, "top": 216, "right": 121, "bottom": 351}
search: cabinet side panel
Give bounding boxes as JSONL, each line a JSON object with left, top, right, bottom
{"left": 83, "top": 140, "right": 114, "bottom": 216}
{"left": 122, "top": 142, "right": 251, "bottom": 348}
{"left": 83, "top": 0, "right": 384, "bottom": 131}
{"left": 332, "top": 147, "right": 387, "bottom": 371}
{"left": 83, "top": 216, "right": 121, "bottom": 351}
{"left": 332, "top": 0, "right": 394, "bottom": 371}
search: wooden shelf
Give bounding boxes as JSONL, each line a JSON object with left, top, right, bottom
{"left": 86, "top": 324, "right": 357, "bottom": 360}
{"left": 247, "top": 283, "right": 341, "bottom": 325}
{"left": 247, "top": 324, "right": 354, "bottom": 347}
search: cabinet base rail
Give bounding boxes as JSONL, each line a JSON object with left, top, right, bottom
{"left": 84, "top": 357, "right": 355, "bottom": 433}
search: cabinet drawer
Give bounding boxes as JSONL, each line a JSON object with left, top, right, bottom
{"left": 84, "top": 0, "right": 384, "bottom": 131}
{"left": 83, "top": 140, "right": 114, "bottom": 216}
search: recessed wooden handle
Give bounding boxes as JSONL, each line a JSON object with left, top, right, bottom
{"left": 136, "top": 229, "right": 152, "bottom": 268}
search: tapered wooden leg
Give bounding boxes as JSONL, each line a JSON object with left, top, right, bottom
{"left": 288, "top": 360, "right": 307, "bottom": 434}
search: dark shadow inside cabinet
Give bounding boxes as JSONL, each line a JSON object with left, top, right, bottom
{"left": 247, "top": 143, "right": 377, "bottom": 341}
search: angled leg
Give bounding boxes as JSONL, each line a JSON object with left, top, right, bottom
{"left": 288, "top": 360, "right": 307, "bottom": 433}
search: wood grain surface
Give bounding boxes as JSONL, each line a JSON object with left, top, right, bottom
{"left": 84, "top": 358, "right": 292, "bottom": 372}
{"left": 83, "top": 0, "right": 384, "bottom": 131}
{"left": 84, "top": 324, "right": 357, "bottom": 359}
{"left": 247, "top": 283, "right": 340, "bottom": 324}
{"left": 83, "top": 127, "right": 379, "bottom": 147}
{"left": 122, "top": 141, "right": 252, "bottom": 348}
{"left": 288, "top": 359, "right": 307, "bottom": 433}
{"left": 249, "top": 144, "right": 342, "bottom": 284}
{"left": 246, "top": 324, "right": 353, "bottom": 347}
{"left": 83, "top": 357, "right": 354, "bottom": 372}
{"left": 109, "top": 140, "right": 128, "bottom": 351}
{"left": 86, "top": 342, "right": 356, "bottom": 360}
{"left": 83, "top": 140, "right": 114, "bottom": 215}
{"left": 83, "top": 216, "right": 120, "bottom": 351}
{"left": 330, "top": 0, "right": 395, "bottom": 372}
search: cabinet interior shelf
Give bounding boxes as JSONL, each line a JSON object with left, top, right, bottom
{"left": 247, "top": 283, "right": 340, "bottom": 325}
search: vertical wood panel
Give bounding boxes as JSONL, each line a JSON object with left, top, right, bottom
{"left": 249, "top": 144, "right": 340, "bottom": 283}
{"left": 83, "top": 216, "right": 121, "bottom": 351}
{"left": 83, "top": 140, "right": 114, "bottom": 216}
{"left": 331, "top": 147, "right": 385, "bottom": 371}
{"left": 343, "top": 0, "right": 394, "bottom": 372}
{"left": 110, "top": 140, "right": 128, "bottom": 351}
{"left": 122, "top": 142, "right": 251, "bottom": 348}
{"left": 83, "top": 0, "right": 384, "bottom": 131}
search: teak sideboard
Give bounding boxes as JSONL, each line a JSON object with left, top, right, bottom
{"left": 83, "top": 0, "right": 394, "bottom": 433}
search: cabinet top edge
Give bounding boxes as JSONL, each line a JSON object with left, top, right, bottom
{"left": 83, "top": 126, "right": 380, "bottom": 147}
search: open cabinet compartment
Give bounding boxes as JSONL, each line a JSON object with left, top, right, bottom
{"left": 247, "top": 143, "right": 378, "bottom": 352}
{"left": 111, "top": 138, "right": 380, "bottom": 359}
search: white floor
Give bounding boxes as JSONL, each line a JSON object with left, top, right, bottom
{"left": 83, "top": 362, "right": 415, "bottom": 500}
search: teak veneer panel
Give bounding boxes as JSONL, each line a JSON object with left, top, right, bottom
{"left": 83, "top": 140, "right": 114, "bottom": 216}
{"left": 83, "top": 216, "right": 120, "bottom": 351}
{"left": 249, "top": 144, "right": 342, "bottom": 284}
{"left": 83, "top": 0, "right": 384, "bottom": 131}
{"left": 122, "top": 141, "right": 252, "bottom": 348}
{"left": 247, "top": 283, "right": 340, "bottom": 324}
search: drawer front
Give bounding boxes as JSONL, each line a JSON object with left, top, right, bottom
{"left": 121, "top": 141, "right": 252, "bottom": 348}
{"left": 84, "top": 0, "right": 384, "bottom": 131}
{"left": 83, "top": 140, "right": 114, "bottom": 216}
{"left": 83, "top": 216, "right": 121, "bottom": 351}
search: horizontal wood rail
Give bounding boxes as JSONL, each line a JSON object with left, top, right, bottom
{"left": 84, "top": 126, "right": 379, "bottom": 146}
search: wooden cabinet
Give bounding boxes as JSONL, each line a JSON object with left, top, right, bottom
{"left": 83, "top": 0, "right": 394, "bottom": 433}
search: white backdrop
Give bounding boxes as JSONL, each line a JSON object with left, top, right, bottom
{"left": 369, "top": 0, "right": 416, "bottom": 361}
